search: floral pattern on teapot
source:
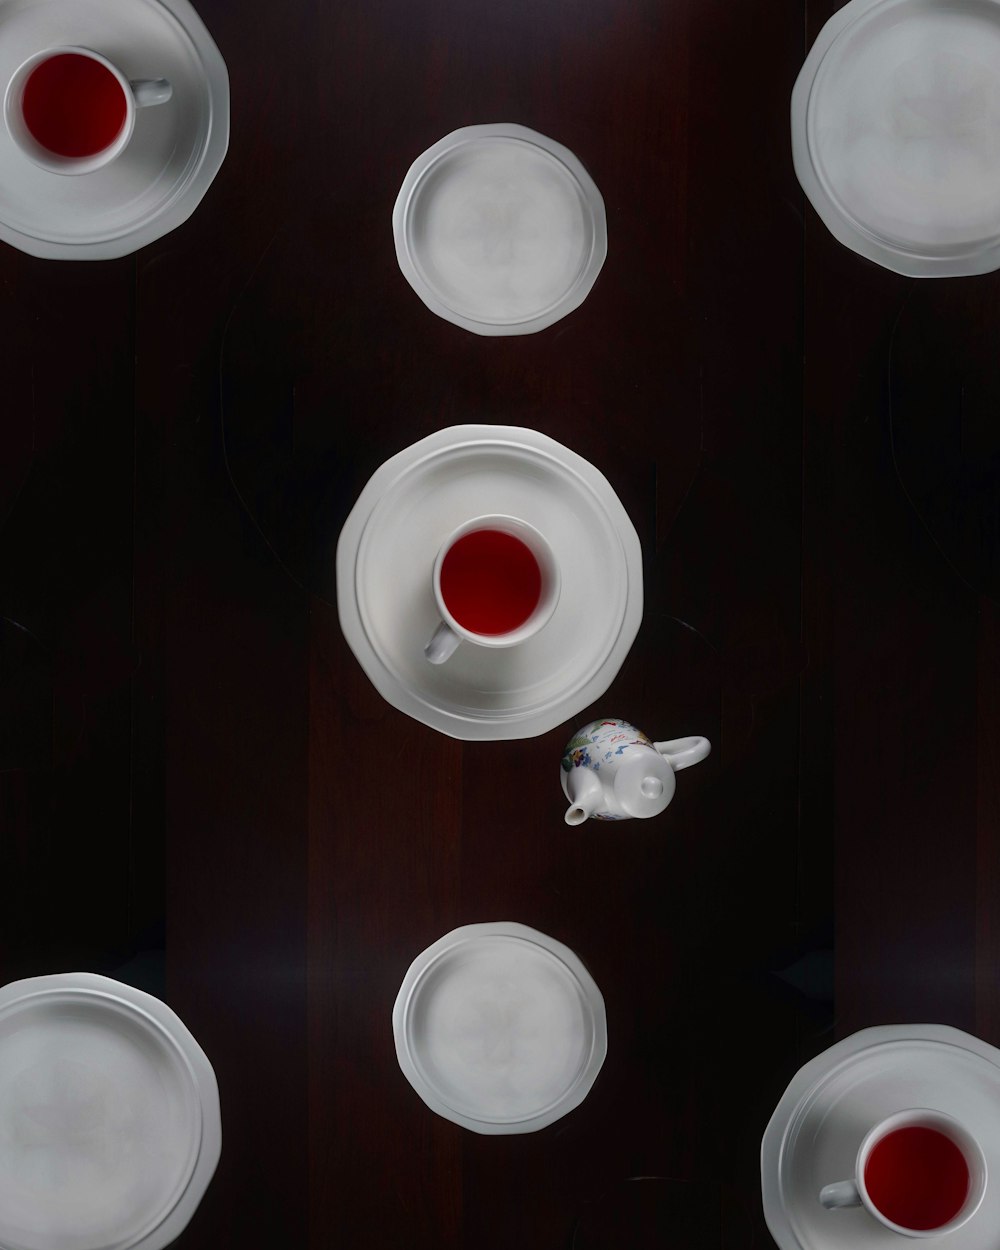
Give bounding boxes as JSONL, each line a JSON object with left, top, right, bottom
{"left": 561, "top": 718, "right": 653, "bottom": 776}
{"left": 561, "top": 720, "right": 656, "bottom": 818}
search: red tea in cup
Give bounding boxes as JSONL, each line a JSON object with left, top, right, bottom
{"left": 22, "top": 52, "right": 127, "bottom": 158}
{"left": 863, "top": 1125, "right": 970, "bottom": 1231}
{"left": 439, "top": 528, "right": 542, "bottom": 635}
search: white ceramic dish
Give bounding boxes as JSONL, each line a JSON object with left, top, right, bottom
{"left": 0, "top": 972, "right": 221, "bottom": 1250}
{"left": 0, "top": 0, "right": 228, "bottom": 260}
{"left": 792, "top": 0, "right": 1000, "bottom": 276}
{"left": 336, "top": 424, "right": 644, "bottom": 741}
{"left": 762, "top": 1025, "right": 1000, "bottom": 1250}
{"left": 392, "top": 922, "right": 608, "bottom": 1134}
{"left": 393, "top": 124, "right": 607, "bottom": 335}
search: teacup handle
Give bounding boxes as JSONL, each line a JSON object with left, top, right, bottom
{"left": 654, "top": 736, "right": 711, "bottom": 770}
{"left": 819, "top": 1180, "right": 862, "bottom": 1209}
{"left": 131, "top": 78, "right": 172, "bottom": 108}
{"left": 425, "top": 620, "right": 461, "bottom": 665}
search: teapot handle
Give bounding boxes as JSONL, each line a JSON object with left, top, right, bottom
{"left": 654, "top": 736, "right": 711, "bottom": 771}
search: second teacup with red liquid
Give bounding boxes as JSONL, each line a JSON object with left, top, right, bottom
{"left": 4, "top": 46, "right": 171, "bottom": 174}
{"left": 819, "top": 1108, "right": 987, "bottom": 1238}
{"left": 424, "top": 515, "right": 560, "bottom": 665}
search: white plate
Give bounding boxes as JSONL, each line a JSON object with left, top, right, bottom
{"left": 0, "top": 973, "right": 221, "bottom": 1250}
{"left": 0, "top": 0, "right": 228, "bottom": 260}
{"left": 393, "top": 124, "right": 607, "bottom": 335}
{"left": 792, "top": 0, "right": 1000, "bottom": 276}
{"left": 762, "top": 1025, "right": 1000, "bottom": 1250}
{"left": 336, "top": 424, "right": 644, "bottom": 740}
{"left": 392, "top": 923, "right": 608, "bottom": 1134}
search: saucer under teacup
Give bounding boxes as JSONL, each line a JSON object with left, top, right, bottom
{"left": 0, "top": 0, "right": 228, "bottom": 259}
{"left": 762, "top": 1025, "right": 1000, "bottom": 1250}
{"left": 336, "top": 424, "right": 644, "bottom": 741}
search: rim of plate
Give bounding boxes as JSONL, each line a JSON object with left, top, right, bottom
{"left": 392, "top": 922, "right": 608, "bottom": 1135}
{"left": 0, "top": 973, "right": 221, "bottom": 1250}
{"left": 337, "top": 425, "right": 643, "bottom": 739}
{"left": 0, "top": 0, "right": 229, "bottom": 259}
{"left": 760, "top": 1024, "right": 1000, "bottom": 1250}
{"left": 791, "top": 0, "right": 1000, "bottom": 277}
{"left": 392, "top": 123, "right": 608, "bottom": 335}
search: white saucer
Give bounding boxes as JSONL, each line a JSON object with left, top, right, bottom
{"left": 0, "top": 0, "right": 228, "bottom": 260}
{"left": 392, "top": 124, "right": 607, "bottom": 335}
{"left": 792, "top": 0, "right": 1000, "bottom": 276}
{"left": 762, "top": 1025, "right": 1000, "bottom": 1250}
{"left": 392, "top": 923, "right": 608, "bottom": 1135}
{"left": 336, "top": 424, "right": 644, "bottom": 740}
{"left": 0, "top": 973, "right": 221, "bottom": 1250}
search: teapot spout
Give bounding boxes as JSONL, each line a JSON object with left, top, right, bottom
{"left": 564, "top": 768, "right": 604, "bottom": 826}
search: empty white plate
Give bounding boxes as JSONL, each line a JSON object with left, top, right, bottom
{"left": 792, "top": 0, "right": 1000, "bottom": 275}
{"left": 0, "top": 973, "right": 221, "bottom": 1250}
{"left": 393, "top": 124, "right": 607, "bottom": 334}
{"left": 336, "top": 424, "right": 644, "bottom": 740}
{"left": 762, "top": 1024, "right": 1000, "bottom": 1250}
{"left": 393, "top": 923, "right": 608, "bottom": 1134}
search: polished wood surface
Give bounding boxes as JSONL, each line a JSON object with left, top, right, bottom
{"left": 1, "top": 0, "right": 998, "bottom": 1245}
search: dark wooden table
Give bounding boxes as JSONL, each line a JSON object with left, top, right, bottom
{"left": 1, "top": 0, "right": 999, "bottom": 1245}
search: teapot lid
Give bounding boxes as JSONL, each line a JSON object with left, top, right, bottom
{"left": 613, "top": 752, "right": 676, "bottom": 819}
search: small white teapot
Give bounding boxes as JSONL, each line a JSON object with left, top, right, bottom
{"left": 560, "top": 718, "right": 711, "bottom": 825}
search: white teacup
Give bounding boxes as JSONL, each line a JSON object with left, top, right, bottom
{"left": 819, "top": 1108, "right": 987, "bottom": 1238}
{"left": 4, "top": 46, "right": 172, "bottom": 175}
{"left": 424, "top": 514, "right": 560, "bottom": 665}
